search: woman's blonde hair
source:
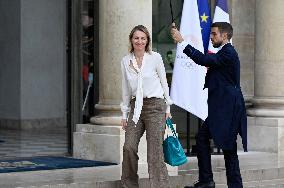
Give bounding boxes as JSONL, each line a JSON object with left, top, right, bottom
{"left": 129, "top": 25, "right": 151, "bottom": 53}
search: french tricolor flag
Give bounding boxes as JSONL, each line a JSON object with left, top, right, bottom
{"left": 208, "top": 0, "right": 230, "bottom": 54}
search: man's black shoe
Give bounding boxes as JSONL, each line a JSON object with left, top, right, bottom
{"left": 184, "top": 180, "right": 215, "bottom": 188}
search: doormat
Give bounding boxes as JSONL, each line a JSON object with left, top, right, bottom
{"left": 0, "top": 156, "right": 117, "bottom": 173}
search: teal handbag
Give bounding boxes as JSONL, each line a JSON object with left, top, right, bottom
{"left": 163, "top": 118, "right": 188, "bottom": 166}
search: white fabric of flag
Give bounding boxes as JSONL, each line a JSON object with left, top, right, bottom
{"left": 171, "top": 0, "right": 208, "bottom": 120}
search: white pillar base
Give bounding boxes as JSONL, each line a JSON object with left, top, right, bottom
{"left": 73, "top": 124, "right": 147, "bottom": 164}
{"left": 247, "top": 116, "right": 284, "bottom": 157}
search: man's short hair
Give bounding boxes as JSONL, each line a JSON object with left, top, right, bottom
{"left": 211, "top": 22, "right": 233, "bottom": 40}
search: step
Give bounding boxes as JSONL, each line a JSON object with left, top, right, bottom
{"left": 12, "top": 178, "right": 284, "bottom": 188}
{"left": 5, "top": 167, "right": 284, "bottom": 188}
{"left": 244, "top": 179, "right": 284, "bottom": 188}
{"left": 1, "top": 152, "right": 283, "bottom": 188}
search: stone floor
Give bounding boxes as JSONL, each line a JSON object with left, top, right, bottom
{"left": 0, "top": 151, "right": 283, "bottom": 188}
{"left": 0, "top": 129, "right": 284, "bottom": 187}
{"left": 0, "top": 129, "right": 68, "bottom": 159}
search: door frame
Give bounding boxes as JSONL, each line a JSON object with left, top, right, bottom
{"left": 66, "top": 0, "right": 99, "bottom": 154}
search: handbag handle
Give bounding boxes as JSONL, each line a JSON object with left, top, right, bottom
{"left": 166, "top": 118, "right": 178, "bottom": 138}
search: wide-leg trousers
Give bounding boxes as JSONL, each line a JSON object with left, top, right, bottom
{"left": 197, "top": 120, "right": 243, "bottom": 188}
{"left": 121, "top": 98, "right": 170, "bottom": 188}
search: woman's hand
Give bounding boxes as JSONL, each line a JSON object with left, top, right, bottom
{"left": 165, "top": 113, "right": 172, "bottom": 120}
{"left": 121, "top": 119, "right": 127, "bottom": 130}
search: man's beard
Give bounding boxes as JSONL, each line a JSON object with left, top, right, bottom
{"left": 213, "top": 41, "right": 222, "bottom": 48}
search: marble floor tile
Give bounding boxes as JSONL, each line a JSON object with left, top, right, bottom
{"left": 0, "top": 130, "right": 68, "bottom": 159}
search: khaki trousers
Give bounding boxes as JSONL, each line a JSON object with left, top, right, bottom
{"left": 121, "top": 98, "right": 170, "bottom": 188}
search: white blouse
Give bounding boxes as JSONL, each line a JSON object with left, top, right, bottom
{"left": 120, "top": 51, "right": 173, "bottom": 124}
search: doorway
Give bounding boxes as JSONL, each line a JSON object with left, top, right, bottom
{"left": 67, "top": 0, "right": 99, "bottom": 154}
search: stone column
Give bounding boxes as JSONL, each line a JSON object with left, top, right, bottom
{"left": 92, "top": 0, "right": 153, "bottom": 125}
{"left": 231, "top": 0, "right": 255, "bottom": 105}
{"left": 247, "top": 0, "right": 284, "bottom": 156}
{"left": 74, "top": 0, "right": 152, "bottom": 164}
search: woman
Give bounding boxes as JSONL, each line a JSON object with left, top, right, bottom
{"left": 120, "top": 25, "right": 173, "bottom": 188}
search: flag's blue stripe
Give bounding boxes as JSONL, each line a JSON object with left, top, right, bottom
{"left": 217, "top": 0, "right": 228, "bottom": 13}
{"left": 197, "top": 0, "right": 211, "bottom": 53}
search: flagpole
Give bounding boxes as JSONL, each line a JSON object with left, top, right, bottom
{"left": 170, "top": 0, "right": 174, "bottom": 23}
{"left": 186, "top": 112, "right": 191, "bottom": 156}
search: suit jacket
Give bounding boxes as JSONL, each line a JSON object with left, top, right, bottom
{"left": 183, "top": 43, "right": 247, "bottom": 151}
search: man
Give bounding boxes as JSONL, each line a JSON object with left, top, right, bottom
{"left": 171, "top": 22, "right": 247, "bottom": 188}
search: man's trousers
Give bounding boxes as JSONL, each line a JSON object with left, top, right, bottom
{"left": 197, "top": 120, "right": 243, "bottom": 188}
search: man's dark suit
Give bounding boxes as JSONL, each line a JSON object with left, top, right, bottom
{"left": 183, "top": 43, "right": 247, "bottom": 188}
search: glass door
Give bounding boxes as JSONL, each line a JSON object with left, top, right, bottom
{"left": 81, "top": 0, "right": 95, "bottom": 123}
{"left": 67, "top": 0, "right": 99, "bottom": 153}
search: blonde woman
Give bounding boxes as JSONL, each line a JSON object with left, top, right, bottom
{"left": 120, "top": 25, "right": 173, "bottom": 188}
